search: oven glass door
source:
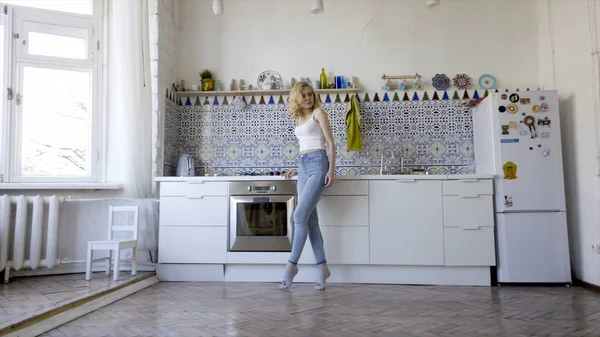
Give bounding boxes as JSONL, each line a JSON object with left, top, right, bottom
{"left": 229, "top": 195, "right": 295, "bottom": 252}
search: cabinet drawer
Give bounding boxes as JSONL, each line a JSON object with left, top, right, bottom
{"left": 443, "top": 179, "right": 493, "bottom": 197}
{"left": 444, "top": 227, "right": 496, "bottom": 266}
{"left": 158, "top": 227, "right": 226, "bottom": 263}
{"left": 160, "top": 181, "right": 228, "bottom": 197}
{"left": 443, "top": 195, "right": 494, "bottom": 227}
{"left": 322, "top": 180, "right": 368, "bottom": 195}
{"left": 316, "top": 196, "right": 368, "bottom": 227}
{"left": 160, "top": 197, "right": 228, "bottom": 226}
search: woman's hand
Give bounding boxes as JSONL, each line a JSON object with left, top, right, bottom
{"left": 324, "top": 170, "right": 334, "bottom": 187}
{"left": 282, "top": 170, "right": 297, "bottom": 179}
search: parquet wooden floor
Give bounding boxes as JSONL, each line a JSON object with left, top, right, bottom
{"left": 40, "top": 282, "right": 600, "bottom": 337}
{"left": 0, "top": 272, "right": 150, "bottom": 330}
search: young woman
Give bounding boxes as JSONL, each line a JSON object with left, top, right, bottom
{"left": 280, "top": 81, "right": 336, "bottom": 291}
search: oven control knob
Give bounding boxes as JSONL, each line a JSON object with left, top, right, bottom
{"left": 271, "top": 185, "right": 277, "bottom": 191}
{"left": 247, "top": 186, "right": 252, "bottom": 192}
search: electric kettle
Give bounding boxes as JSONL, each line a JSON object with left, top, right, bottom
{"left": 176, "top": 153, "right": 195, "bottom": 176}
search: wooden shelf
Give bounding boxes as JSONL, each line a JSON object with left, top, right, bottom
{"left": 173, "top": 88, "right": 359, "bottom": 97}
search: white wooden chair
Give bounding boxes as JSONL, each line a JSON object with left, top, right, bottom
{"left": 86, "top": 205, "right": 139, "bottom": 281}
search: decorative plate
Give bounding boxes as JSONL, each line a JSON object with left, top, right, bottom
{"left": 432, "top": 74, "right": 450, "bottom": 90}
{"left": 478, "top": 74, "right": 496, "bottom": 89}
{"left": 453, "top": 74, "right": 471, "bottom": 90}
{"left": 257, "top": 70, "right": 283, "bottom": 90}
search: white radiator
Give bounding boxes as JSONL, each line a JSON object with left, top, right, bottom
{"left": 0, "top": 195, "right": 61, "bottom": 283}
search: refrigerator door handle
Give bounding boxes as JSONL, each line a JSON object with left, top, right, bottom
{"left": 460, "top": 225, "right": 481, "bottom": 230}
{"left": 459, "top": 193, "right": 481, "bottom": 198}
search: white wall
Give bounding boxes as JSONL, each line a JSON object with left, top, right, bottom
{"left": 537, "top": 0, "right": 600, "bottom": 286}
{"left": 177, "top": 0, "right": 539, "bottom": 93}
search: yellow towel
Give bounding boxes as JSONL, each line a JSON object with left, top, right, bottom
{"left": 345, "top": 94, "right": 362, "bottom": 151}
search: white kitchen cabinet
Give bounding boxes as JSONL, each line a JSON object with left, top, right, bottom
{"left": 321, "top": 227, "right": 369, "bottom": 264}
{"left": 160, "top": 196, "right": 227, "bottom": 227}
{"left": 442, "top": 179, "right": 495, "bottom": 266}
{"left": 322, "top": 180, "right": 368, "bottom": 196}
{"left": 316, "top": 196, "right": 369, "bottom": 227}
{"left": 160, "top": 181, "right": 228, "bottom": 197}
{"left": 158, "top": 226, "right": 227, "bottom": 263}
{"left": 369, "top": 180, "right": 444, "bottom": 265}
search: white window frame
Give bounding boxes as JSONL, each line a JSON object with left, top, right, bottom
{"left": 0, "top": 0, "right": 103, "bottom": 184}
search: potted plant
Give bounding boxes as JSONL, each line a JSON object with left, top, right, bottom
{"left": 199, "top": 69, "right": 215, "bottom": 91}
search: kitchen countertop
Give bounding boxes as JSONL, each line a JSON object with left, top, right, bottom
{"left": 155, "top": 174, "right": 494, "bottom": 182}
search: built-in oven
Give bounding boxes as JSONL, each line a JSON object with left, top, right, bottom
{"left": 228, "top": 181, "right": 296, "bottom": 252}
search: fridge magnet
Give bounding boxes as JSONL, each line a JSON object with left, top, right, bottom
{"left": 538, "top": 117, "right": 551, "bottom": 126}
{"left": 519, "top": 97, "right": 531, "bottom": 104}
{"left": 452, "top": 74, "right": 471, "bottom": 90}
{"left": 501, "top": 125, "right": 510, "bottom": 135}
{"left": 501, "top": 138, "right": 519, "bottom": 143}
{"left": 432, "top": 74, "right": 451, "bottom": 90}
{"left": 507, "top": 104, "right": 518, "bottom": 113}
{"left": 517, "top": 123, "right": 529, "bottom": 136}
{"left": 504, "top": 196, "right": 513, "bottom": 208}
{"left": 541, "top": 132, "right": 551, "bottom": 138}
{"left": 532, "top": 104, "right": 540, "bottom": 112}
{"left": 503, "top": 161, "right": 518, "bottom": 179}
{"left": 542, "top": 148, "right": 551, "bottom": 157}
{"left": 539, "top": 95, "right": 546, "bottom": 101}
{"left": 541, "top": 103, "right": 548, "bottom": 112}
{"left": 509, "top": 93, "right": 520, "bottom": 103}
{"left": 499, "top": 105, "right": 507, "bottom": 113}
{"left": 509, "top": 121, "right": 517, "bottom": 128}
{"left": 478, "top": 74, "right": 496, "bottom": 89}
{"left": 524, "top": 116, "right": 537, "bottom": 138}
{"left": 501, "top": 94, "right": 508, "bottom": 100}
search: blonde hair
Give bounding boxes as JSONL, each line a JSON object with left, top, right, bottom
{"left": 288, "top": 81, "right": 321, "bottom": 119}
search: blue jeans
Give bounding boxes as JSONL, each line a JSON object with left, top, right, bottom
{"left": 288, "top": 149, "right": 329, "bottom": 265}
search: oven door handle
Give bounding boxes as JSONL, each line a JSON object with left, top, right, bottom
{"left": 252, "top": 197, "right": 271, "bottom": 203}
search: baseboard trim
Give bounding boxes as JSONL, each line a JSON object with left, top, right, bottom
{"left": 0, "top": 272, "right": 158, "bottom": 337}
{"left": 573, "top": 278, "right": 600, "bottom": 293}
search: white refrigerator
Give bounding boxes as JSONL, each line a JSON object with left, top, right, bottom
{"left": 473, "top": 90, "right": 572, "bottom": 284}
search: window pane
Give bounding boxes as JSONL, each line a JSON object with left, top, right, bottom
{"left": 24, "top": 21, "right": 88, "bottom": 60}
{"left": 3, "top": 1, "right": 93, "bottom": 15}
{"left": 20, "top": 66, "right": 91, "bottom": 176}
{"left": 29, "top": 32, "right": 86, "bottom": 59}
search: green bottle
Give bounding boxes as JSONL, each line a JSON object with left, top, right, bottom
{"left": 319, "top": 68, "right": 327, "bottom": 89}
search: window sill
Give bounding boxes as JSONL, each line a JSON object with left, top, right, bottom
{"left": 0, "top": 183, "right": 124, "bottom": 190}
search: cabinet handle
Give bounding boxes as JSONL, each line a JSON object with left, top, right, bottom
{"left": 459, "top": 194, "right": 480, "bottom": 198}
{"left": 461, "top": 225, "right": 481, "bottom": 230}
{"left": 396, "top": 179, "right": 416, "bottom": 183}
{"left": 186, "top": 195, "right": 204, "bottom": 199}
{"left": 186, "top": 180, "right": 205, "bottom": 184}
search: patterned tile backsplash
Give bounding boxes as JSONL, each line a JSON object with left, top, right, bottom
{"left": 164, "top": 91, "right": 478, "bottom": 176}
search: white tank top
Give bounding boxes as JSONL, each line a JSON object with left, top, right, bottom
{"left": 295, "top": 109, "right": 325, "bottom": 153}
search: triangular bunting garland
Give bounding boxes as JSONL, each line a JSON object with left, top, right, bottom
{"left": 373, "top": 93, "right": 380, "bottom": 102}
{"left": 333, "top": 94, "right": 341, "bottom": 103}
{"left": 422, "top": 92, "right": 429, "bottom": 100}
{"left": 203, "top": 97, "right": 210, "bottom": 105}
{"left": 185, "top": 97, "right": 192, "bottom": 105}
{"left": 412, "top": 92, "right": 419, "bottom": 101}
{"left": 484, "top": 90, "right": 489, "bottom": 97}
{"left": 462, "top": 91, "right": 470, "bottom": 99}
{"left": 363, "top": 93, "right": 371, "bottom": 102}
{"left": 250, "top": 96, "right": 256, "bottom": 104}
{"left": 432, "top": 91, "right": 440, "bottom": 100}
{"left": 213, "top": 96, "right": 219, "bottom": 105}
{"left": 278, "top": 96, "right": 285, "bottom": 104}
{"left": 442, "top": 91, "right": 449, "bottom": 100}
{"left": 344, "top": 94, "right": 351, "bottom": 102}
{"left": 259, "top": 96, "right": 266, "bottom": 104}
{"left": 194, "top": 97, "right": 201, "bottom": 106}
{"left": 393, "top": 92, "right": 400, "bottom": 101}
{"left": 325, "top": 94, "right": 332, "bottom": 103}
{"left": 452, "top": 91, "right": 460, "bottom": 100}
{"left": 222, "top": 96, "right": 229, "bottom": 105}
{"left": 403, "top": 92, "right": 410, "bottom": 101}
{"left": 472, "top": 90, "right": 480, "bottom": 99}
{"left": 268, "top": 96, "right": 275, "bottom": 104}
{"left": 355, "top": 94, "right": 361, "bottom": 102}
